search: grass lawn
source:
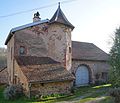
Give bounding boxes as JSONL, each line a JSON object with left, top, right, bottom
{"left": 0, "top": 84, "right": 114, "bottom": 103}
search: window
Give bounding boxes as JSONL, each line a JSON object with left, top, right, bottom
{"left": 41, "top": 83, "right": 44, "bottom": 86}
{"left": 69, "top": 47, "right": 71, "bottom": 53}
{"left": 102, "top": 72, "right": 108, "bottom": 79}
{"left": 19, "top": 46, "right": 26, "bottom": 55}
{"left": 11, "top": 47, "right": 12, "bottom": 60}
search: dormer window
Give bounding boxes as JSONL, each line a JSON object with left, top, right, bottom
{"left": 19, "top": 46, "right": 26, "bottom": 55}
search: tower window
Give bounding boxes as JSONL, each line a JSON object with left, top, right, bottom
{"left": 19, "top": 46, "right": 26, "bottom": 55}
{"left": 11, "top": 47, "right": 12, "bottom": 60}
{"left": 69, "top": 47, "right": 71, "bottom": 53}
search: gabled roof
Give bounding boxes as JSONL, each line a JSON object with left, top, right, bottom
{"left": 72, "top": 41, "right": 109, "bottom": 61}
{"left": 5, "top": 19, "right": 49, "bottom": 45}
{"left": 15, "top": 56, "right": 75, "bottom": 83}
{"left": 50, "top": 3, "right": 74, "bottom": 30}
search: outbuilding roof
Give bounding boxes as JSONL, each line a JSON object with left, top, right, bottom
{"left": 72, "top": 41, "right": 109, "bottom": 61}
{"left": 15, "top": 56, "right": 75, "bottom": 83}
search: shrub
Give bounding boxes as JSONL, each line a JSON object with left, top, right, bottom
{"left": 3, "top": 84, "right": 23, "bottom": 100}
{"left": 109, "top": 27, "right": 120, "bottom": 87}
{"left": 109, "top": 88, "right": 120, "bottom": 103}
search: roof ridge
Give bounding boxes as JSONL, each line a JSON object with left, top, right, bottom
{"left": 72, "top": 41, "right": 93, "bottom": 44}
{"left": 5, "top": 19, "right": 49, "bottom": 45}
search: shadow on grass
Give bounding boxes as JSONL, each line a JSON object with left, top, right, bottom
{"left": 37, "top": 84, "right": 112, "bottom": 103}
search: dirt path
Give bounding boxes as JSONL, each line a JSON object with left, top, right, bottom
{"left": 56, "top": 93, "right": 92, "bottom": 103}
{"left": 85, "top": 96, "right": 105, "bottom": 103}
{"left": 56, "top": 95, "right": 106, "bottom": 103}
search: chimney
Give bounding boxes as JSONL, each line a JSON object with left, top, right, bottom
{"left": 33, "top": 12, "right": 41, "bottom": 22}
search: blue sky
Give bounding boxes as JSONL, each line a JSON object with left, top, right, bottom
{"left": 1, "top": 0, "right": 120, "bottom": 53}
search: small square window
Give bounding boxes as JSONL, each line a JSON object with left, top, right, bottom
{"left": 102, "top": 72, "right": 108, "bottom": 79}
{"left": 19, "top": 46, "right": 26, "bottom": 55}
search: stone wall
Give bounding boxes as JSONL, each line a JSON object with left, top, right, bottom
{"left": 71, "top": 60, "right": 110, "bottom": 83}
{"left": 30, "top": 81, "right": 73, "bottom": 97}
{"left": 0, "top": 68, "right": 8, "bottom": 84}
{"left": 7, "top": 35, "right": 15, "bottom": 84}
{"left": 14, "top": 60, "right": 30, "bottom": 96}
{"left": 14, "top": 23, "right": 72, "bottom": 70}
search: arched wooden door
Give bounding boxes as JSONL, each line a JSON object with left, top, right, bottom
{"left": 75, "top": 65, "right": 89, "bottom": 86}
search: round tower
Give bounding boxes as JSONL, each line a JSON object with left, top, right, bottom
{"left": 48, "top": 3, "right": 74, "bottom": 71}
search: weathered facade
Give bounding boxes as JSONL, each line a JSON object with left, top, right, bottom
{"left": 4, "top": 4, "right": 110, "bottom": 97}
{"left": 72, "top": 41, "right": 109, "bottom": 86}
{"left": 5, "top": 5, "right": 75, "bottom": 97}
{"left": 13, "top": 56, "right": 74, "bottom": 97}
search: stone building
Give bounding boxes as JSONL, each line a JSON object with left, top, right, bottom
{"left": 72, "top": 41, "right": 109, "bottom": 86}
{"left": 5, "top": 4, "right": 109, "bottom": 97}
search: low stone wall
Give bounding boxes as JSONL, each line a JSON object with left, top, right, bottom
{"left": 0, "top": 68, "right": 8, "bottom": 84}
{"left": 30, "top": 80, "right": 73, "bottom": 97}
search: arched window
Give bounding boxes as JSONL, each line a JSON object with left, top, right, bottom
{"left": 19, "top": 46, "right": 26, "bottom": 55}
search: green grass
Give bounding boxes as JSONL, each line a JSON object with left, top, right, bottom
{"left": 76, "top": 84, "right": 113, "bottom": 103}
{"left": 0, "top": 84, "right": 114, "bottom": 103}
